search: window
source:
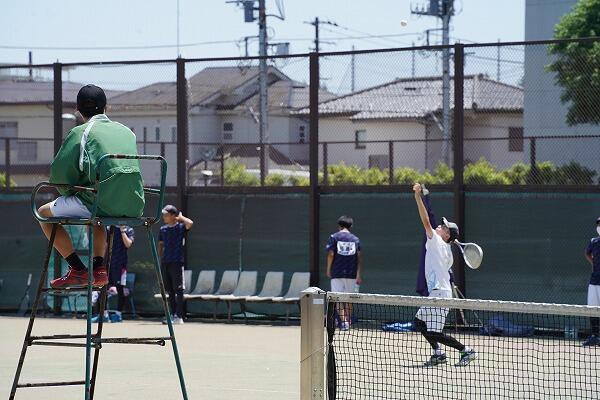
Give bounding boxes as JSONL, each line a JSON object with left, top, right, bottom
{"left": 369, "top": 154, "right": 389, "bottom": 169}
{"left": 299, "top": 125, "right": 306, "bottom": 144}
{"left": 0, "top": 122, "right": 17, "bottom": 151}
{"left": 17, "top": 141, "right": 37, "bottom": 161}
{"left": 223, "top": 122, "right": 234, "bottom": 141}
{"left": 508, "top": 127, "right": 523, "bottom": 152}
{"left": 355, "top": 130, "right": 366, "bottom": 149}
{"left": 171, "top": 126, "right": 177, "bottom": 143}
{"left": 155, "top": 126, "right": 160, "bottom": 142}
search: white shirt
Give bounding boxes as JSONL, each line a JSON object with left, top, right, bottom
{"left": 424, "top": 231, "right": 453, "bottom": 293}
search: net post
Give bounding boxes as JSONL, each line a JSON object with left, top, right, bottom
{"left": 300, "top": 287, "right": 326, "bottom": 400}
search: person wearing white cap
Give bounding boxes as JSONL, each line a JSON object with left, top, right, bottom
{"left": 412, "top": 183, "right": 477, "bottom": 367}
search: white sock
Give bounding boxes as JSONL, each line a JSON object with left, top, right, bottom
{"left": 463, "top": 346, "right": 472, "bottom": 353}
{"left": 434, "top": 348, "right": 445, "bottom": 356}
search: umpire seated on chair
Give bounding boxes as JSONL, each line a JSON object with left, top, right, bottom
{"left": 37, "top": 84, "right": 145, "bottom": 290}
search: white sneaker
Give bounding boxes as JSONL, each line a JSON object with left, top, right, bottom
{"left": 172, "top": 316, "right": 184, "bottom": 325}
{"left": 340, "top": 322, "right": 350, "bottom": 331}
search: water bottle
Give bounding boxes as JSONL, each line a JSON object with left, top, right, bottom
{"left": 564, "top": 325, "right": 578, "bottom": 339}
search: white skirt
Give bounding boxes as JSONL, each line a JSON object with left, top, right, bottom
{"left": 415, "top": 289, "right": 452, "bottom": 332}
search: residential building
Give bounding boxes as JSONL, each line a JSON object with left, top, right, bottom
{"left": 109, "top": 66, "right": 333, "bottom": 185}
{"left": 296, "top": 74, "right": 523, "bottom": 172}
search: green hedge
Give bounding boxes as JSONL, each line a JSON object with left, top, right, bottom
{"left": 222, "top": 158, "right": 597, "bottom": 186}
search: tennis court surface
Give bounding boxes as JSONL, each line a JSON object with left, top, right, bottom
{"left": 0, "top": 316, "right": 299, "bottom": 400}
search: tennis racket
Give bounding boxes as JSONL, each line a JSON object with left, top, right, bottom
{"left": 454, "top": 241, "right": 483, "bottom": 269}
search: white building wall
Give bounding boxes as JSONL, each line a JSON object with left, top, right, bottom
{"left": 319, "top": 118, "right": 427, "bottom": 170}
{"left": 524, "top": 0, "right": 600, "bottom": 172}
{"left": 464, "top": 113, "right": 525, "bottom": 169}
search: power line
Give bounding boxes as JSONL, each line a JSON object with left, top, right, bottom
{"left": 0, "top": 33, "right": 425, "bottom": 52}
{"left": 0, "top": 40, "right": 242, "bottom": 51}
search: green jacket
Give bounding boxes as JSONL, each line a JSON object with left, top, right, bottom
{"left": 49, "top": 114, "right": 145, "bottom": 217}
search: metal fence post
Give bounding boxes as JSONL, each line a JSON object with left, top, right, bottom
{"left": 529, "top": 138, "right": 537, "bottom": 184}
{"left": 300, "top": 287, "right": 326, "bottom": 400}
{"left": 53, "top": 63, "right": 63, "bottom": 314}
{"left": 260, "top": 145, "right": 266, "bottom": 186}
{"left": 388, "top": 141, "right": 394, "bottom": 185}
{"left": 177, "top": 58, "right": 189, "bottom": 266}
{"left": 220, "top": 148, "right": 225, "bottom": 186}
{"left": 322, "top": 143, "right": 328, "bottom": 186}
{"left": 5, "top": 138, "right": 10, "bottom": 189}
{"left": 453, "top": 43, "right": 466, "bottom": 296}
{"left": 309, "top": 52, "right": 320, "bottom": 287}
{"left": 176, "top": 58, "right": 188, "bottom": 211}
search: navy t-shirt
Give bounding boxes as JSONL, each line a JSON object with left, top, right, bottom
{"left": 326, "top": 230, "right": 361, "bottom": 279}
{"left": 109, "top": 226, "right": 134, "bottom": 269}
{"left": 159, "top": 222, "right": 187, "bottom": 263}
{"left": 586, "top": 237, "right": 600, "bottom": 285}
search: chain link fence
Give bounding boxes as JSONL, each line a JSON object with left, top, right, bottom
{"left": 1, "top": 39, "right": 599, "bottom": 188}
{"left": 1, "top": 38, "right": 600, "bottom": 313}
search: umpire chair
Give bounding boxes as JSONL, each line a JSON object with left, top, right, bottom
{"left": 9, "top": 154, "right": 188, "bottom": 400}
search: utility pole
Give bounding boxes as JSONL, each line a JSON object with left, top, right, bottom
{"left": 229, "top": 0, "right": 273, "bottom": 184}
{"left": 496, "top": 38, "right": 501, "bottom": 81}
{"left": 176, "top": 0, "right": 180, "bottom": 57}
{"left": 411, "top": 42, "right": 416, "bottom": 78}
{"left": 412, "top": 0, "right": 454, "bottom": 165}
{"left": 351, "top": 45, "right": 356, "bottom": 92}
{"left": 314, "top": 17, "right": 320, "bottom": 53}
{"left": 258, "top": 0, "right": 268, "bottom": 183}
{"left": 305, "top": 18, "right": 337, "bottom": 88}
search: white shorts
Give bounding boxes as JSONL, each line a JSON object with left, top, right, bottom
{"left": 415, "top": 289, "right": 452, "bottom": 332}
{"left": 588, "top": 284, "right": 600, "bottom": 306}
{"left": 331, "top": 278, "right": 359, "bottom": 293}
{"left": 50, "top": 196, "right": 92, "bottom": 219}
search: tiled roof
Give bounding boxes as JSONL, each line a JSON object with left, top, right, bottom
{"left": 294, "top": 74, "right": 523, "bottom": 120}
{"left": 0, "top": 78, "right": 120, "bottom": 104}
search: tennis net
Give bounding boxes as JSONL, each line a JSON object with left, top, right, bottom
{"left": 300, "top": 289, "right": 600, "bottom": 400}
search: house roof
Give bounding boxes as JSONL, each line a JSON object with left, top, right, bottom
{"left": 294, "top": 74, "right": 523, "bottom": 120}
{"left": 0, "top": 77, "right": 120, "bottom": 105}
{"left": 108, "top": 66, "right": 320, "bottom": 112}
{"left": 228, "top": 79, "right": 336, "bottom": 112}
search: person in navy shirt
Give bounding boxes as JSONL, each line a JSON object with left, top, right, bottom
{"left": 109, "top": 225, "right": 134, "bottom": 319}
{"left": 159, "top": 205, "right": 193, "bottom": 325}
{"left": 583, "top": 217, "right": 600, "bottom": 346}
{"left": 326, "top": 215, "right": 362, "bottom": 330}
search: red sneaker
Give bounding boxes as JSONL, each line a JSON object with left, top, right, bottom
{"left": 93, "top": 267, "right": 109, "bottom": 288}
{"left": 50, "top": 268, "right": 89, "bottom": 289}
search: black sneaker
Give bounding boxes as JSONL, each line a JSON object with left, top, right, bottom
{"left": 456, "top": 349, "right": 477, "bottom": 366}
{"left": 424, "top": 354, "right": 447, "bottom": 367}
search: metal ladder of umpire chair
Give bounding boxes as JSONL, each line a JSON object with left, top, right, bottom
{"left": 9, "top": 154, "right": 188, "bottom": 400}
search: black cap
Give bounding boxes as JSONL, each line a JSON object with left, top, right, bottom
{"left": 77, "top": 84, "right": 106, "bottom": 117}
{"left": 162, "top": 205, "right": 179, "bottom": 215}
{"left": 338, "top": 215, "right": 353, "bottom": 229}
{"left": 442, "top": 217, "right": 459, "bottom": 242}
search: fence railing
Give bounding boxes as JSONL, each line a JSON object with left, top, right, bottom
{"left": 3, "top": 135, "right": 599, "bottom": 189}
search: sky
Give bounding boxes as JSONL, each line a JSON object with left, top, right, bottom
{"left": 0, "top": 0, "right": 527, "bottom": 94}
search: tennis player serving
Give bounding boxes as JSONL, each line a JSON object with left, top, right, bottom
{"left": 412, "top": 183, "right": 477, "bottom": 367}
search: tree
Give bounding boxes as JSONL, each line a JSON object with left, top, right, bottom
{"left": 547, "top": 0, "right": 600, "bottom": 125}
